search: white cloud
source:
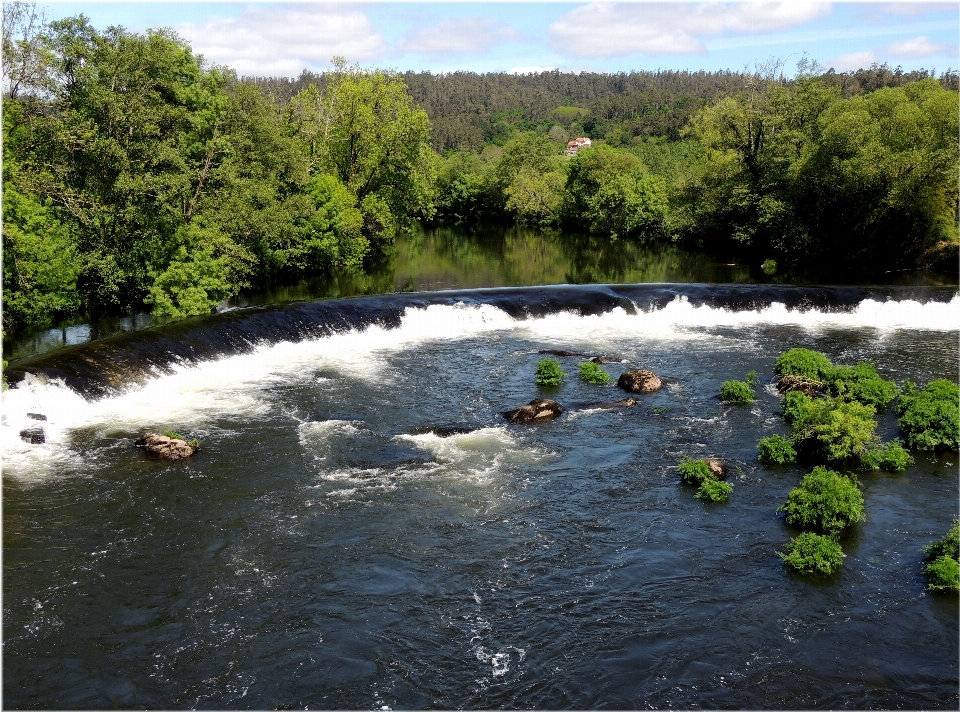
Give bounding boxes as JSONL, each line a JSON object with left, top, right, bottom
{"left": 177, "top": 4, "right": 384, "bottom": 77}
{"left": 885, "top": 35, "right": 947, "bottom": 58}
{"left": 829, "top": 50, "right": 878, "bottom": 72}
{"left": 549, "top": 2, "right": 832, "bottom": 57}
{"left": 397, "top": 18, "right": 521, "bottom": 55}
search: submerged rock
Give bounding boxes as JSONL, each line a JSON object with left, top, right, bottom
{"left": 617, "top": 369, "right": 663, "bottom": 393}
{"left": 584, "top": 398, "right": 637, "bottom": 410}
{"left": 538, "top": 349, "right": 584, "bottom": 357}
{"left": 26, "top": 413, "right": 48, "bottom": 421}
{"left": 19, "top": 427, "right": 45, "bottom": 444}
{"left": 425, "top": 426, "right": 474, "bottom": 438}
{"left": 503, "top": 398, "right": 564, "bottom": 424}
{"left": 590, "top": 356, "right": 620, "bottom": 364}
{"left": 705, "top": 459, "right": 727, "bottom": 480}
{"left": 136, "top": 433, "right": 198, "bottom": 460}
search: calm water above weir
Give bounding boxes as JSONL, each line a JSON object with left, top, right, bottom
{"left": 3, "top": 284, "right": 958, "bottom": 709}
{"left": 5, "top": 224, "right": 956, "bottom": 363}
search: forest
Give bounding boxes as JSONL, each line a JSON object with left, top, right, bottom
{"left": 3, "top": 5, "right": 959, "bottom": 333}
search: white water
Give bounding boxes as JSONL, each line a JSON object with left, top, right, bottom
{"left": 4, "top": 295, "right": 958, "bottom": 480}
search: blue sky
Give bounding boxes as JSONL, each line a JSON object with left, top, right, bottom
{"left": 39, "top": 1, "right": 959, "bottom": 77}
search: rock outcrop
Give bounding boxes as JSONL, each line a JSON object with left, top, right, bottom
{"left": 585, "top": 398, "right": 637, "bottom": 410}
{"left": 19, "top": 427, "right": 45, "bottom": 444}
{"left": 503, "top": 399, "right": 563, "bottom": 424}
{"left": 705, "top": 459, "right": 727, "bottom": 480}
{"left": 617, "top": 369, "right": 663, "bottom": 393}
{"left": 136, "top": 433, "right": 198, "bottom": 460}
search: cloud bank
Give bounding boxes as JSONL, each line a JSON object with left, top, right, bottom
{"left": 550, "top": 1, "right": 832, "bottom": 57}
{"left": 177, "top": 4, "right": 384, "bottom": 76}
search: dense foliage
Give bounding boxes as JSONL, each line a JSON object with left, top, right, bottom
{"left": 859, "top": 440, "right": 913, "bottom": 472}
{"left": 778, "top": 466, "right": 865, "bottom": 533}
{"left": 823, "top": 363, "right": 900, "bottom": 409}
{"left": 535, "top": 358, "right": 566, "bottom": 387}
{"left": 757, "top": 434, "right": 797, "bottom": 464}
{"left": 775, "top": 348, "right": 832, "bottom": 381}
{"left": 896, "top": 380, "right": 960, "bottom": 451}
{"left": 2, "top": 10, "right": 433, "bottom": 329}
{"left": 779, "top": 532, "right": 845, "bottom": 575}
{"left": 785, "top": 393, "right": 878, "bottom": 462}
{"left": 923, "top": 521, "right": 960, "bottom": 592}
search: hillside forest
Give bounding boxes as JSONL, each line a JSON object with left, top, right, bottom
{"left": 3, "top": 5, "right": 959, "bottom": 332}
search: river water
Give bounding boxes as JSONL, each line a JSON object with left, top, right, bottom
{"left": 3, "top": 283, "right": 958, "bottom": 709}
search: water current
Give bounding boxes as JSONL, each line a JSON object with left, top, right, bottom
{"left": 3, "top": 284, "right": 959, "bottom": 709}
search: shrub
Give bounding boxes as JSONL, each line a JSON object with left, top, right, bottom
{"left": 779, "top": 532, "right": 845, "bottom": 575}
{"left": 757, "top": 435, "right": 797, "bottom": 464}
{"left": 788, "top": 395, "right": 877, "bottom": 462}
{"left": 777, "top": 466, "right": 865, "bottom": 533}
{"left": 775, "top": 348, "right": 832, "bottom": 380}
{"left": 535, "top": 358, "right": 566, "bottom": 386}
{"left": 783, "top": 390, "right": 812, "bottom": 423}
{"left": 720, "top": 379, "right": 754, "bottom": 403}
{"left": 578, "top": 362, "right": 611, "bottom": 385}
{"left": 823, "top": 362, "right": 899, "bottom": 409}
{"left": 860, "top": 440, "right": 913, "bottom": 472}
{"left": 924, "top": 520, "right": 960, "bottom": 562}
{"left": 696, "top": 477, "right": 733, "bottom": 502}
{"left": 678, "top": 458, "right": 714, "bottom": 485}
{"left": 896, "top": 380, "right": 959, "bottom": 451}
{"left": 925, "top": 556, "right": 959, "bottom": 592}
{"left": 761, "top": 259, "right": 777, "bottom": 275}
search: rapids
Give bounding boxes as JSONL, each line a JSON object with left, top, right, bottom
{"left": 3, "top": 285, "right": 959, "bottom": 708}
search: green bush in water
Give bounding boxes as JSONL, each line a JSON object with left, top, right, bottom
{"left": 720, "top": 379, "right": 754, "bottom": 403}
{"left": 778, "top": 466, "right": 865, "bottom": 533}
{"left": 823, "top": 362, "right": 899, "bottom": 409}
{"left": 679, "top": 457, "right": 732, "bottom": 502}
{"left": 924, "top": 520, "right": 960, "bottom": 561}
{"left": 896, "top": 380, "right": 960, "bottom": 451}
{"left": 785, "top": 393, "right": 877, "bottom": 462}
{"left": 578, "top": 362, "right": 611, "bottom": 385}
{"left": 775, "top": 348, "right": 832, "bottom": 381}
{"left": 925, "top": 555, "right": 959, "bottom": 592}
{"left": 779, "top": 532, "right": 845, "bottom": 575}
{"left": 164, "top": 430, "right": 185, "bottom": 441}
{"left": 695, "top": 477, "right": 733, "bottom": 502}
{"left": 860, "top": 440, "right": 913, "bottom": 472}
{"left": 535, "top": 358, "right": 566, "bottom": 386}
{"left": 678, "top": 458, "right": 713, "bottom": 485}
{"left": 757, "top": 435, "right": 797, "bottom": 464}
{"left": 923, "top": 521, "right": 959, "bottom": 592}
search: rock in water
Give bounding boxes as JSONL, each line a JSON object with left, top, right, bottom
{"left": 617, "top": 369, "right": 663, "bottom": 393}
{"left": 538, "top": 349, "right": 583, "bottom": 357}
{"left": 590, "top": 356, "right": 620, "bottom": 364}
{"left": 136, "top": 433, "right": 198, "bottom": 460}
{"left": 705, "top": 459, "right": 727, "bottom": 479}
{"left": 503, "top": 399, "right": 564, "bottom": 424}
{"left": 19, "top": 427, "right": 45, "bottom": 444}
{"left": 584, "top": 398, "right": 638, "bottom": 410}
{"left": 26, "top": 413, "right": 48, "bottom": 421}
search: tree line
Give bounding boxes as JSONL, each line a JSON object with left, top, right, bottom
{"left": 3, "top": 4, "right": 958, "bottom": 334}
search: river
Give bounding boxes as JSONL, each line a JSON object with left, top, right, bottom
{"left": 2, "top": 230, "right": 959, "bottom": 708}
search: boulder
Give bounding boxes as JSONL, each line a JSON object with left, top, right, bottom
{"left": 503, "top": 398, "right": 563, "bottom": 424}
{"left": 585, "top": 398, "right": 637, "bottom": 410}
{"left": 427, "top": 426, "right": 474, "bottom": 438}
{"left": 538, "top": 349, "right": 583, "bottom": 357}
{"left": 705, "top": 459, "right": 727, "bottom": 480}
{"left": 26, "top": 413, "right": 47, "bottom": 421}
{"left": 590, "top": 356, "right": 620, "bottom": 364}
{"left": 136, "top": 432, "right": 198, "bottom": 460}
{"left": 617, "top": 369, "right": 663, "bottom": 393}
{"left": 19, "top": 427, "right": 45, "bottom": 444}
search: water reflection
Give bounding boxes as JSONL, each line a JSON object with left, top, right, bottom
{"left": 4, "top": 224, "right": 956, "bottom": 362}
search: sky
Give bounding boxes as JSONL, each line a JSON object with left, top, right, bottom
{"left": 35, "top": 1, "right": 960, "bottom": 78}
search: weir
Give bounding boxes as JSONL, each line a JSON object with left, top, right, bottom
{"left": 6, "top": 283, "right": 957, "bottom": 398}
